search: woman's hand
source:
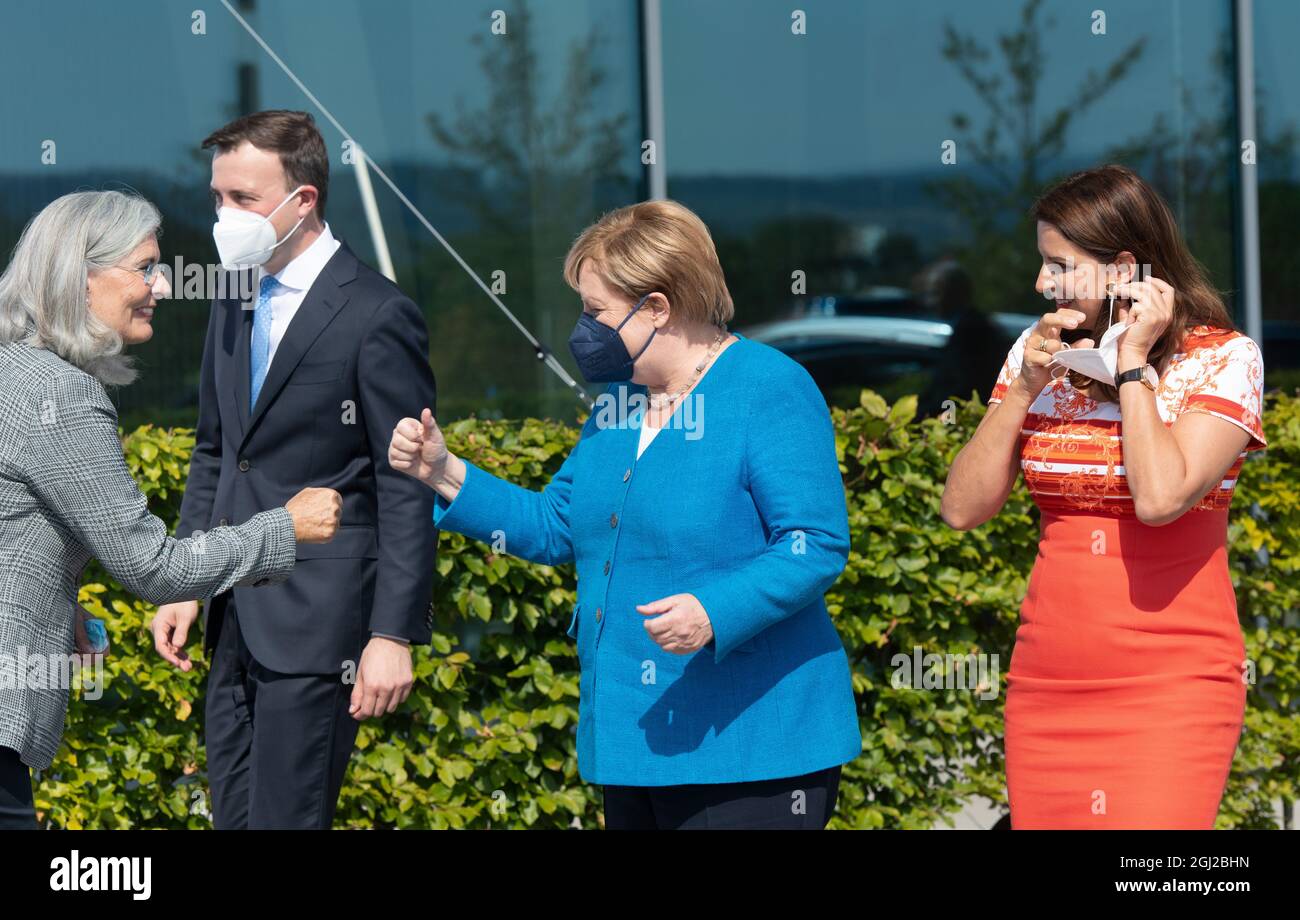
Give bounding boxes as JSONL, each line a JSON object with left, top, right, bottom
{"left": 74, "top": 606, "right": 109, "bottom": 665}
{"left": 1015, "top": 307, "right": 1091, "bottom": 396}
{"left": 390, "top": 408, "right": 450, "bottom": 488}
{"left": 1114, "top": 276, "right": 1176, "bottom": 366}
{"left": 637, "top": 593, "right": 714, "bottom": 654}
{"left": 284, "top": 487, "right": 342, "bottom": 543}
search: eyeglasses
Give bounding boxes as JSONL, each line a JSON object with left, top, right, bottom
{"left": 104, "top": 261, "right": 164, "bottom": 286}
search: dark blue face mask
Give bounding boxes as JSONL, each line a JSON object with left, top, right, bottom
{"left": 567, "top": 293, "right": 656, "bottom": 383}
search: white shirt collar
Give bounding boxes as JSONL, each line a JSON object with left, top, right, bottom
{"left": 262, "top": 222, "right": 339, "bottom": 292}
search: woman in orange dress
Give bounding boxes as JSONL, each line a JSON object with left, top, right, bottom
{"left": 941, "top": 165, "right": 1267, "bottom": 829}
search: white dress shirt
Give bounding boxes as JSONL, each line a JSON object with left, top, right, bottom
{"left": 255, "top": 222, "right": 341, "bottom": 370}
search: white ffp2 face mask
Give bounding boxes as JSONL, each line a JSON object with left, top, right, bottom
{"left": 211, "top": 185, "right": 306, "bottom": 269}
{"left": 1048, "top": 318, "right": 1129, "bottom": 385}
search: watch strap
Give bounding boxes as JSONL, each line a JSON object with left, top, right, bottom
{"left": 1117, "top": 365, "right": 1155, "bottom": 389}
{"left": 1116, "top": 366, "right": 1145, "bottom": 386}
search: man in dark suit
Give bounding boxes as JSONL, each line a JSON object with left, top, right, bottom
{"left": 148, "top": 110, "right": 437, "bottom": 829}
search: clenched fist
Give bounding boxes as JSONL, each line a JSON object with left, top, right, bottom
{"left": 285, "top": 487, "right": 342, "bottom": 543}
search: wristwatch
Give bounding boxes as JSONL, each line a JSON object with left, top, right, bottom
{"left": 1116, "top": 364, "right": 1158, "bottom": 391}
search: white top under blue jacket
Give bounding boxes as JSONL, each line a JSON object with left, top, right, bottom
{"left": 433, "top": 332, "right": 862, "bottom": 786}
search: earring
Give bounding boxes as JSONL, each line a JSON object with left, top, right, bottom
{"left": 1105, "top": 281, "right": 1117, "bottom": 328}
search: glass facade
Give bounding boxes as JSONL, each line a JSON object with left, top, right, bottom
{"left": 0, "top": 0, "right": 644, "bottom": 426}
{"left": 1253, "top": 0, "right": 1300, "bottom": 390}
{"left": 661, "top": 0, "right": 1261, "bottom": 409}
{"left": 0, "top": 0, "right": 1295, "bottom": 425}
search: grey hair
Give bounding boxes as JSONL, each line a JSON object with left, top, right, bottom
{"left": 0, "top": 190, "right": 162, "bottom": 386}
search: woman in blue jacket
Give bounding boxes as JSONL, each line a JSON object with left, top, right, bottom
{"left": 390, "top": 200, "right": 861, "bottom": 829}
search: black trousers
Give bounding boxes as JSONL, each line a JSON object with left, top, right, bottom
{"left": 204, "top": 599, "right": 361, "bottom": 829}
{"left": 602, "top": 764, "right": 842, "bottom": 829}
{"left": 0, "top": 745, "right": 36, "bottom": 829}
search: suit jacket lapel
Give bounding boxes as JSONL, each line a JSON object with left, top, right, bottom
{"left": 240, "top": 242, "right": 357, "bottom": 448}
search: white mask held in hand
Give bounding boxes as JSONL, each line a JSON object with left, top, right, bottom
{"left": 212, "top": 185, "right": 306, "bottom": 269}
{"left": 1048, "top": 318, "right": 1129, "bottom": 385}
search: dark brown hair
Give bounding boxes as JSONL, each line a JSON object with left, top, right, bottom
{"left": 202, "top": 110, "right": 330, "bottom": 219}
{"left": 1031, "top": 164, "right": 1235, "bottom": 402}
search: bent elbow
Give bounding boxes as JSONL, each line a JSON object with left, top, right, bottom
{"left": 946, "top": 515, "right": 981, "bottom": 532}
{"left": 795, "top": 529, "right": 850, "bottom": 586}
{"left": 1132, "top": 497, "right": 1185, "bottom": 527}
{"left": 940, "top": 496, "right": 979, "bottom": 531}
{"left": 830, "top": 528, "right": 851, "bottom": 566}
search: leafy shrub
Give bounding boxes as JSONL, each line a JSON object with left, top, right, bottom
{"left": 37, "top": 391, "right": 1300, "bottom": 828}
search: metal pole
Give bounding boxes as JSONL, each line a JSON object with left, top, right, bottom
{"left": 641, "top": 0, "right": 667, "bottom": 200}
{"left": 351, "top": 143, "right": 397, "bottom": 283}
{"left": 218, "top": 0, "right": 592, "bottom": 407}
{"left": 1234, "top": 0, "right": 1263, "bottom": 345}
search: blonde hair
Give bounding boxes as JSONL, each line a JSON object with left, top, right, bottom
{"left": 563, "top": 199, "right": 734, "bottom": 326}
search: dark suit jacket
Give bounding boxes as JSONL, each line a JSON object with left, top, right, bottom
{"left": 177, "top": 239, "right": 438, "bottom": 674}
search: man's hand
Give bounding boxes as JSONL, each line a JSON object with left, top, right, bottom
{"left": 350, "top": 636, "right": 414, "bottom": 720}
{"left": 637, "top": 593, "right": 714, "bottom": 654}
{"left": 150, "top": 601, "right": 200, "bottom": 672}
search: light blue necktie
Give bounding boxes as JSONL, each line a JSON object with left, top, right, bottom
{"left": 250, "top": 274, "right": 279, "bottom": 411}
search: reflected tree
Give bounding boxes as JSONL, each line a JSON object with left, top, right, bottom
{"left": 1108, "top": 28, "right": 1299, "bottom": 345}
{"left": 926, "top": 0, "right": 1145, "bottom": 316}
{"left": 419, "top": 0, "right": 635, "bottom": 421}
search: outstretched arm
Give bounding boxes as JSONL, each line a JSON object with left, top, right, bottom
{"left": 391, "top": 407, "right": 587, "bottom": 567}
{"left": 23, "top": 370, "right": 297, "bottom": 605}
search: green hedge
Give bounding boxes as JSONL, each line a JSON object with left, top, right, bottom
{"left": 37, "top": 390, "right": 1300, "bottom": 829}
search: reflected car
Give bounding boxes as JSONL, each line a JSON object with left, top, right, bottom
{"left": 740, "top": 311, "right": 1037, "bottom": 410}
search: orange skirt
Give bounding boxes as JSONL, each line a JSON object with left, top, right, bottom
{"left": 1004, "top": 508, "right": 1246, "bottom": 829}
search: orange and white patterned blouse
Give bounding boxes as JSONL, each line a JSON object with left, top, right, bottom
{"left": 988, "top": 324, "right": 1267, "bottom": 514}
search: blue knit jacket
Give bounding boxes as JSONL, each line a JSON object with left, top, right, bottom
{"left": 433, "top": 333, "right": 861, "bottom": 786}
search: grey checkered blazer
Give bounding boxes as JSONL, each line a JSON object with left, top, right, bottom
{"left": 0, "top": 343, "right": 297, "bottom": 771}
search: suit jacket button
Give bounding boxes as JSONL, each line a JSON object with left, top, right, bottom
{"left": 609, "top": 513, "right": 618, "bottom": 528}
{"left": 603, "top": 560, "right": 610, "bottom": 575}
{"left": 595, "top": 607, "right": 602, "bottom": 621}
{"left": 218, "top": 518, "right": 229, "bottom": 526}
{"left": 623, "top": 468, "right": 631, "bottom": 482}
{"left": 238, "top": 459, "right": 250, "bottom": 472}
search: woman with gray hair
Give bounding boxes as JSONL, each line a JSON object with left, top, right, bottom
{"left": 0, "top": 190, "right": 341, "bottom": 828}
